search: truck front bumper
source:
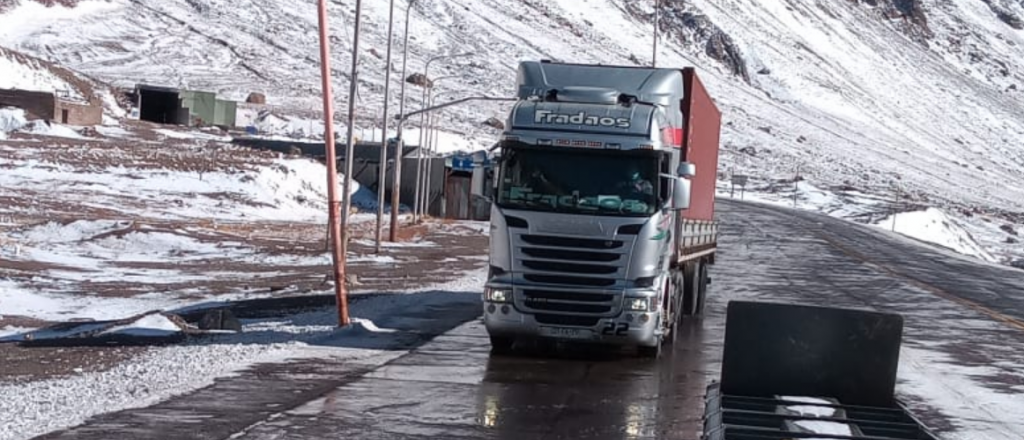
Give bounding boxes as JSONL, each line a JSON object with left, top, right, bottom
{"left": 482, "top": 301, "right": 661, "bottom": 348}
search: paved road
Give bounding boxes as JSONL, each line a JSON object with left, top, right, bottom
{"left": 33, "top": 199, "right": 1024, "bottom": 440}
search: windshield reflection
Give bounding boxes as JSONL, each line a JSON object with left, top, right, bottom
{"left": 497, "top": 142, "right": 661, "bottom": 217}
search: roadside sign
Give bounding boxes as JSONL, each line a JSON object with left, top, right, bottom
{"left": 731, "top": 174, "right": 749, "bottom": 199}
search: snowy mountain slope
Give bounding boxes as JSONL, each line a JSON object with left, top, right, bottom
{"left": 0, "top": 45, "right": 92, "bottom": 101}
{"left": 0, "top": 0, "right": 1022, "bottom": 262}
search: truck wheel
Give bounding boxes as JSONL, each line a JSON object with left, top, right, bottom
{"left": 695, "top": 263, "right": 709, "bottom": 316}
{"left": 663, "top": 278, "right": 679, "bottom": 345}
{"left": 638, "top": 342, "right": 661, "bottom": 358}
{"left": 489, "top": 335, "right": 515, "bottom": 355}
{"left": 682, "top": 262, "right": 701, "bottom": 316}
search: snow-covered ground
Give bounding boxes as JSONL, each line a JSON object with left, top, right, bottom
{"left": 0, "top": 268, "right": 485, "bottom": 440}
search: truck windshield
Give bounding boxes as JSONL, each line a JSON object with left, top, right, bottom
{"left": 496, "top": 142, "right": 661, "bottom": 217}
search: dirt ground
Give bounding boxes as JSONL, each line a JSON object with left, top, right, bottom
{"left": 0, "top": 124, "right": 491, "bottom": 384}
{"left": 0, "top": 221, "right": 489, "bottom": 384}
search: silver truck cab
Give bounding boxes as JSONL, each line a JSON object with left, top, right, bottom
{"left": 481, "top": 61, "right": 699, "bottom": 357}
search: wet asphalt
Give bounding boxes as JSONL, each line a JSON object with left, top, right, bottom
{"left": 31, "top": 199, "right": 1024, "bottom": 440}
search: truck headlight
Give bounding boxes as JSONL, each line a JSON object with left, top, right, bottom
{"left": 625, "top": 297, "right": 650, "bottom": 311}
{"left": 485, "top": 288, "right": 512, "bottom": 303}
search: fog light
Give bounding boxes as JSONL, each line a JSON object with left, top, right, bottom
{"left": 487, "top": 304, "right": 496, "bottom": 314}
{"left": 485, "top": 288, "right": 512, "bottom": 303}
{"left": 501, "top": 305, "right": 510, "bottom": 314}
{"left": 625, "top": 297, "right": 649, "bottom": 311}
{"left": 639, "top": 313, "right": 650, "bottom": 323}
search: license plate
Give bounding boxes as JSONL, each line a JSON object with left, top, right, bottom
{"left": 539, "top": 326, "right": 593, "bottom": 340}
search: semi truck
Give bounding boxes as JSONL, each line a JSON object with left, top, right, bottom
{"left": 479, "top": 60, "right": 722, "bottom": 357}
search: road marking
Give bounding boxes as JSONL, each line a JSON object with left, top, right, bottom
{"left": 815, "top": 231, "right": 1024, "bottom": 333}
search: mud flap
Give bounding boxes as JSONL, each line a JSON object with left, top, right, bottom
{"left": 719, "top": 301, "right": 903, "bottom": 407}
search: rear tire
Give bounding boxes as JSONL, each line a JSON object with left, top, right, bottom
{"left": 682, "top": 262, "right": 702, "bottom": 316}
{"left": 489, "top": 335, "right": 514, "bottom": 355}
{"left": 695, "top": 262, "right": 709, "bottom": 316}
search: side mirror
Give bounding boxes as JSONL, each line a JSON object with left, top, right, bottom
{"left": 672, "top": 178, "right": 691, "bottom": 210}
{"left": 677, "top": 162, "right": 696, "bottom": 178}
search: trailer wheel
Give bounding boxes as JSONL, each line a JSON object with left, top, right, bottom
{"left": 682, "top": 262, "right": 702, "bottom": 316}
{"left": 695, "top": 262, "right": 709, "bottom": 315}
{"left": 489, "top": 335, "right": 515, "bottom": 355}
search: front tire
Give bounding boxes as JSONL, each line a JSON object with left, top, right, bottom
{"left": 638, "top": 342, "right": 661, "bottom": 358}
{"left": 489, "top": 335, "right": 515, "bottom": 355}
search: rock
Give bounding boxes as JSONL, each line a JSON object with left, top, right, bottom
{"left": 758, "top": 126, "right": 773, "bottom": 134}
{"left": 406, "top": 73, "right": 433, "bottom": 88}
{"left": 796, "top": 135, "right": 807, "bottom": 143}
{"left": 369, "top": 48, "right": 382, "bottom": 59}
{"left": 483, "top": 117, "right": 505, "bottom": 130}
{"left": 758, "top": 67, "right": 771, "bottom": 75}
{"left": 991, "top": 6, "right": 1024, "bottom": 30}
{"left": 1000, "top": 224, "right": 1018, "bottom": 236}
{"left": 345, "top": 274, "right": 363, "bottom": 286}
{"left": 738, "top": 146, "right": 758, "bottom": 156}
{"left": 1011, "top": 259, "right": 1024, "bottom": 270}
{"left": 1006, "top": 237, "right": 1019, "bottom": 244}
{"left": 706, "top": 31, "right": 749, "bottom": 81}
{"left": 198, "top": 309, "right": 242, "bottom": 332}
{"left": 246, "top": 92, "right": 266, "bottom": 104}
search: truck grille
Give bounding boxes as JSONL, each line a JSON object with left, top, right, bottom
{"left": 521, "top": 235, "right": 623, "bottom": 249}
{"left": 513, "top": 232, "right": 633, "bottom": 319}
{"left": 534, "top": 314, "right": 601, "bottom": 327}
{"left": 522, "top": 289, "right": 615, "bottom": 314}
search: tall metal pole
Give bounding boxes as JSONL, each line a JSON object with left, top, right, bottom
{"left": 413, "top": 74, "right": 431, "bottom": 222}
{"left": 316, "top": 0, "right": 349, "bottom": 326}
{"left": 420, "top": 78, "right": 456, "bottom": 218}
{"left": 891, "top": 184, "right": 900, "bottom": 232}
{"left": 375, "top": 0, "right": 397, "bottom": 253}
{"left": 652, "top": 0, "right": 660, "bottom": 67}
{"left": 411, "top": 53, "right": 474, "bottom": 222}
{"left": 338, "top": 0, "right": 363, "bottom": 327}
{"left": 390, "top": 0, "right": 415, "bottom": 242}
{"left": 421, "top": 90, "right": 437, "bottom": 219}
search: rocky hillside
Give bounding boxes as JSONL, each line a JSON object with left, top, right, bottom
{"left": 1, "top": 0, "right": 1022, "bottom": 263}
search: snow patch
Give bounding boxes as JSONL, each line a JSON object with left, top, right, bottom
{"left": 0, "top": 107, "right": 28, "bottom": 138}
{"left": 154, "top": 128, "right": 232, "bottom": 142}
{"left": 18, "top": 120, "right": 86, "bottom": 139}
{"left": 99, "top": 314, "right": 183, "bottom": 337}
{"left": 875, "top": 208, "right": 997, "bottom": 262}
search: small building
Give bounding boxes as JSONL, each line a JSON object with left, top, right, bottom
{"left": 444, "top": 151, "right": 493, "bottom": 220}
{"left": 136, "top": 84, "right": 237, "bottom": 127}
{"left": 0, "top": 88, "right": 103, "bottom": 125}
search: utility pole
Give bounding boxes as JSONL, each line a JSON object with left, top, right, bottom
{"left": 375, "top": 0, "right": 397, "bottom": 253}
{"left": 390, "top": 0, "right": 415, "bottom": 242}
{"left": 315, "top": 0, "right": 349, "bottom": 326}
{"left": 891, "top": 184, "right": 900, "bottom": 232}
{"left": 412, "top": 53, "right": 474, "bottom": 222}
{"left": 341, "top": 0, "right": 364, "bottom": 260}
{"left": 792, "top": 165, "right": 800, "bottom": 207}
{"left": 652, "top": 0, "right": 660, "bottom": 67}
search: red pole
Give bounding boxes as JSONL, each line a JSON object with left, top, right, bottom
{"left": 316, "top": 0, "right": 349, "bottom": 326}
